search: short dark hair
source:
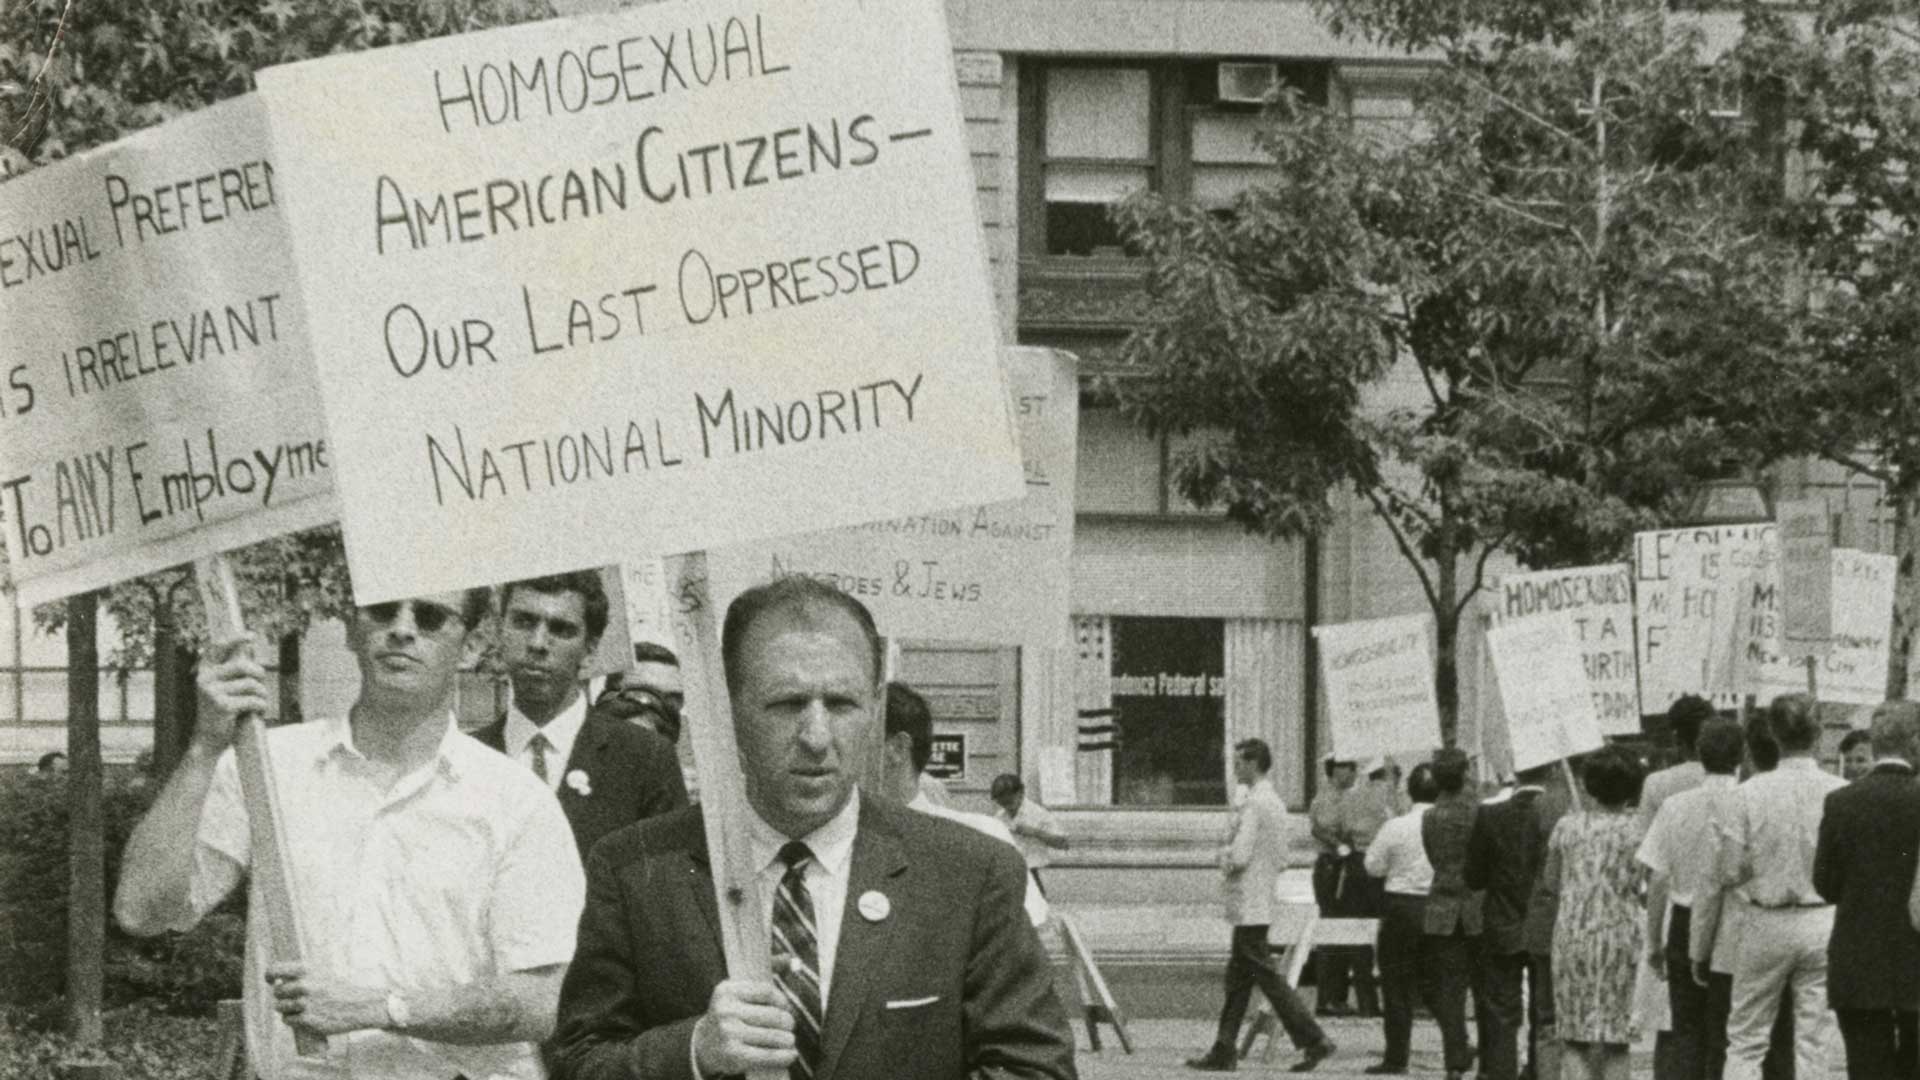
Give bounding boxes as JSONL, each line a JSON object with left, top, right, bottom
{"left": 1323, "top": 757, "right": 1355, "bottom": 778}
{"left": 1696, "top": 719, "right": 1745, "bottom": 774}
{"left": 1235, "top": 738, "right": 1273, "bottom": 775}
{"left": 1839, "top": 728, "right": 1873, "bottom": 757}
{"left": 885, "top": 682, "right": 934, "bottom": 773}
{"left": 34, "top": 751, "right": 65, "bottom": 773}
{"left": 721, "top": 577, "right": 882, "bottom": 693}
{"left": 1667, "top": 694, "right": 1714, "bottom": 752}
{"left": 1870, "top": 701, "right": 1920, "bottom": 762}
{"left": 1430, "top": 747, "right": 1470, "bottom": 795}
{"left": 452, "top": 587, "right": 493, "bottom": 629}
{"left": 1406, "top": 762, "right": 1440, "bottom": 803}
{"left": 632, "top": 641, "right": 679, "bottom": 667}
{"left": 1581, "top": 744, "right": 1644, "bottom": 808}
{"left": 502, "top": 570, "right": 609, "bottom": 642}
{"left": 990, "top": 773, "right": 1024, "bottom": 801}
{"left": 1768, "top": 693, "right": 1820, "bottom": 753}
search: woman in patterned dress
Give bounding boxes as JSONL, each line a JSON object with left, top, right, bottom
{"left": 1542, "top": 746, "right": 1647, "bottom": 1080}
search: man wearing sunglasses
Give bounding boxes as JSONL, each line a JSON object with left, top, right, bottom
{"left": 475, "top": 571, "right": 688, "bottom": 860}
{"left": 115, "top": 589, "right": 586, "bottom": 1080}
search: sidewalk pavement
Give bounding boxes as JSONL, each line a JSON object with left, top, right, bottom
{"left": 1073, "top": 1015, "right": 1656, "bottom": 1080}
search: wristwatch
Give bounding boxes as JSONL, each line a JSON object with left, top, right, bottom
{"left": 384, "top": 991, "right": 412, "bottom": 1032}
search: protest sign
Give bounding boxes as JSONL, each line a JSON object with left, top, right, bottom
{"left": 1490, "top": 564, "right": 1638, "bottom": 735}
{"left": 705, "top": 348, "right": 1075, "bottom": 645}
{"left": 256, "top": 0, "right": 1022, "bottom": 603}
{"left": 926, "top": 733, "right": 966, "bottom": 781}
{"left": 1754, "top": 548, "right": 1895, "bottom": 705}
{"left": 1632, "top": 524, "right": 1775, "bottom": 712}
{"left": 0, "top": 96, "right": 334, "bottom": 605}
{"left": 1486, "top": 614, "right": 1606, "bottom": 772}
{"left": 1776, "top": 498, "right": 1832, "bottom": 660}
{"left": 1315, "top": 614, "right": 1442, "bottom": 762}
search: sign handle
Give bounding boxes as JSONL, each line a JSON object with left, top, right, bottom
{"left": 1561, "top": 757, "right": 1583, "bottom": 814}
{"left": 661, "top": 553, "right": 782, "bottom": 1080}
{"left": 191, "top": 555, "right": 325, "bottom": 1058}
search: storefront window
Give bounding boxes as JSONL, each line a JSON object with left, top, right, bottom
{"left": 1106, "top": 616, "right": 1227, "bottom": 806}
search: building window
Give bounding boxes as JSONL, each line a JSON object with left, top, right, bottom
{"left": 1106, "top": 616, "right": 1228, "bottom": 806}
{"left": 1021, "top": 59, "right": 1329, "bottom": 257}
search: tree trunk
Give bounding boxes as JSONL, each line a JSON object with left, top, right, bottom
{"left": 64, "top": 591, "right": 103, "bottom": 1049}
{"left": 1890, "top": 488, "right": 1917, "bottom": 701}
{"left": 1435, "top": 546, "right": 1461, "bottom": 747}
{"left": 276, "top": 632, "right": 302, "bottom": 727}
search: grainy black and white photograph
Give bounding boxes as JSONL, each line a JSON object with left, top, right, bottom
{"left": 0, "top": 1, "right": 1914, "bottom": 1078}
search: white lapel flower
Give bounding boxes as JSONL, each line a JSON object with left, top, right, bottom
{"left": 565, "top": 769, "right": 593, "bottom": 797}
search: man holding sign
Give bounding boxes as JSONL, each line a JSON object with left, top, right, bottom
{"left": 552, "top": 578, "right": 1074, "bottom": 1080}
{"left": 115, "top": 590, "right": 585, "bottom": 1080}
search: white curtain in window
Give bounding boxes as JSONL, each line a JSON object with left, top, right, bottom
{"left": 1223, "top": 618, "right": 1306, "bottom": 805}
{"left": 1072, "top": 615, "right": 1114, "bottom": 805}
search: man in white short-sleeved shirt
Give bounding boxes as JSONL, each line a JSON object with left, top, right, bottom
{"left": 115, "top": 588, "right": 586, "bottom": 1080}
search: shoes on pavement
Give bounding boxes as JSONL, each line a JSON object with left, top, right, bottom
{"left": 1315, "top": 1002, "right": 1354, "bottom": 1018}
{"left": 1184, "top": 1047, "right": 1238, "bottom": 1072}
{"left": 1289, "top": 1040, "right": 1337, "bottom": 1073}
{"left": 1363, "top": 1063, "right": 1407, "bottom": 1075}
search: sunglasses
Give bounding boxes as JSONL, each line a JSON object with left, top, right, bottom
{"left": 360, "top": 600, "right": 465, "bottom": 634}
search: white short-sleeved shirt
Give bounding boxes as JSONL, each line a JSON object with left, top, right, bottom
{"left": 1003, "top": 799, "right": 1060, "bottom": 870}
{"left": 186, "top": 716, "right": 586, "bottom": 1080}
{"left": 1636, "top": 774, "right": 1738, "bottom": 907}
{"left": 1364, "top": 804, "right": 1434, "bottom": 896}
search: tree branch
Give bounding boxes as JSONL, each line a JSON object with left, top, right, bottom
{"left": 1454, "top": 534, "right": 1511, "bottom": 624}
{"left": 1363, "top": 484, "right": 1442, "bottom": 614}
{"left": 1820, "top": 449, "right": 1896, "bottom": 486}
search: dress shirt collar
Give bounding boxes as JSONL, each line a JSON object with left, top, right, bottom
{"left": 1698, "top": 773, "right": 1738, "bottom": 790}
{"left": 1872, "top": 759, "right": 1917, "bottom": 773}
{"left": 505, "top": 690, "right": 588, "bottom": 765}
{"left": 907, "top": 792, "right": 934, "bottom": 814}
{"left": 316, "top": 712, "right": 466, "bottom": 782}
{"left": 746, "top": 788, "right": 862, "bottom": 879}
{"left": 1776, "top": 755, "right": 1822, "bottom": 773}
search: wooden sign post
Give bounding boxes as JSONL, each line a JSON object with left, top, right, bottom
{"left": 192, "top": 554, "right": 324, "bottom": 1058}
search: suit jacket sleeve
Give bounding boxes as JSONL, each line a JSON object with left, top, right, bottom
{"left": 1812, "top": 790, "right": 1843, "bottom": 905}
{"left": 1463, "top": 808, "right": 1492, "bottom": 892}
{"left": 552, "top": 840, "right": 700, "bottom": 1080}
{"left": 963, "top": 845, "right": 1078, "bottom": 1080}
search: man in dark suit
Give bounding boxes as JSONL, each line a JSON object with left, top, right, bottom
{"left": 552, "top": 577, "right": 1076, "bottom": 1080}
{"left": 474, "top": 571, "right": 687, "bottom": 858}
{"left": 1814, "top": 701, "right": 1920, "bottom": 1080}
{"left": 1466, "top": 762, "right": 1555, "bottom": 1080}
{"left": 1422, "top": 748, "right": 1486, "bottom": 1080}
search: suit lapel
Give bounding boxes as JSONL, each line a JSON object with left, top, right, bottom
{"left": 817, "top": 802, "right": 909, "bottom": 1080}
{"left": 684, "top": 824, "right": 725, "bottom": 961}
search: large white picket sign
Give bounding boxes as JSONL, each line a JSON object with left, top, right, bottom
{"left": 1753, "top": 548, "right": 1895, "bottom": 705}
{"left": 1487, "top": 615, "right": 1606, "bottom": 772}
{"left": 1490, "top": 564, "right": 1638, "bottom": 735}
{"left": 705, "top": 348, "right": 1075, "bottom": 645}
{"left": 256, "top": 0, "right": 1022, "bottom": 602}
{"left": 1316, "top": 614, "right": 1443, "bottom": 762}
{"left": 1632, "top": 524, "right": 1775, "bottom": 712}
{"left": 0, "top": 97, "right": 335, "bottom": 605}
{"left": 1775, "top": 498, "right": 1832, "bottom": 660}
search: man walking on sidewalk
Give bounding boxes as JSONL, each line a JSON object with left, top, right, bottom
{"left": 1187, "top": 739, "right": 1338, "bottom": 1073}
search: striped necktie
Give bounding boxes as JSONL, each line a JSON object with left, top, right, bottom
{"left": 529, "top": 732, "right": 550, "bottom": 784}
{"left": 771, "top": 841, "right": 823, "bottom": 1080}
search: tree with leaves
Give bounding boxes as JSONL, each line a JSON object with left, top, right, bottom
{"left": 1720, "top": 2, "right": 1920, "bottom": 699}
{"left": 0, "top": 0, "right": 549, "bottom": 1051}
{"left": 1112, "top": 0, "right": 1802, "bottom": 740}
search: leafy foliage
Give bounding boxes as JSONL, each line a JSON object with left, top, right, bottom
{"left": 1112, "top": 0, "right": 1802, "bottom": 733}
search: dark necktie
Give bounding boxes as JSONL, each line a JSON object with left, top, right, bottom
{"left": 529, "top": 732, "right": 550, "bottom": 784}
{"left": 771, "top": 841, "right": 823, "bottom": 1080}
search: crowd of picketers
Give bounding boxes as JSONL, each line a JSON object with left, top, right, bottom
{"left": 1190, "top": 693, "right": 1915, "bottom": 1080}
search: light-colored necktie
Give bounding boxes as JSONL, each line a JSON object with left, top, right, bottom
{"left": 530, "top": 732, "right": 550, "bottom": 784}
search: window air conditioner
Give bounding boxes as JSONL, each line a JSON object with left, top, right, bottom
{"left": 1216, "top": 62, "right": 1280, "bottom": 105}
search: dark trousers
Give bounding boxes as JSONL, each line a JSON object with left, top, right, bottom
{"left": 1481, "top": 946, "right": 1551, "bottom": 1080}
{"left": 1313, "top": 852, "right": 1380, "bottom": 1013}
{"left": 1377, "top": 893, "right": 1472, "bottom": 1071}
{"left": 1835, "top": 1008, "right": 1918, "bottom": 1080}
{"left": 1213, "top": 924, "right": 1328, "bottom": 1053}
{"left": 1666, "top": 905, "right": 1719, "bottom": 1080}
{"left": 1704, "top": 971, "right": 1795, "bottom": 1080}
